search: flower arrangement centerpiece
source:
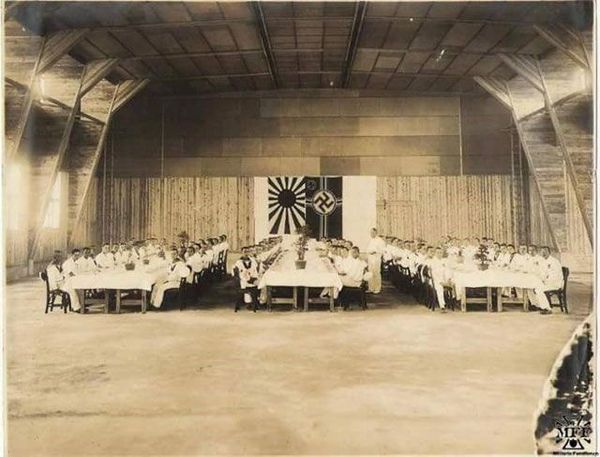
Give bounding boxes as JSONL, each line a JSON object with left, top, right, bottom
{"left": 124, "top": 261, "right": 136, "bottom": 271}
{"left": 295, "top": 225, "right": 311, "bottom": 270}
{"left": 474, "top": 244, "right": 490, "bottom": 271}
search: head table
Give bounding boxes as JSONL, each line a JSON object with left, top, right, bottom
{"left": 258, "top": 250, "right": 343, "bottom": 311}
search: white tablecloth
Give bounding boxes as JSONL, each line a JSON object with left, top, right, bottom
{"left": 448, "top": 265, "right": 541, "bottom": 290}
{"left": 68, "top": 266, "right": 167, "bottom": 291}
{"left": 258, "top": 250, "right": 343, "bottom": 291}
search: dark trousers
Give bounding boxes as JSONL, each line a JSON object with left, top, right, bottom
{"left": 235, "top": 286, "right": 259, "bottom": 312}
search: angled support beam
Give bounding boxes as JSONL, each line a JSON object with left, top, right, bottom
{"left": 473, "top": 76, "right": 511, "bottom": 110}
{"left": 504, "top": 82, "right": 560, "bottom": 252}
{"left": 81, "top": 58, "right": 120, "bottom": 97}
{"left": 497, "top": 53, "right": 544, "bottom": 92}
{"left": 28, "top": 70, "right": 87, "bottom": 262}
{"left": 341, "top": 1, "right": 367, "bottom": 88}
{"left": 6, "top": 35, "right": 46, "bottom": 162}
{"left": 8, "top": 29, "right": 88, "bottom": 162}
{"left": 251, "top": 1, "right": 279, "bottom": 89}
{"left": 37, "top": 29, "right": 89, "bottom": 74}
{"left": 111, "top": 79, "right": 150, "bottom": 114}
{"left": 533, "top": 25, "right": 590, "bottom": 70}
{"left": 537, "top": 60, "right": 593, "bottom": 245}
{"left": 69, "top": 84, "right": 119, "bottom": 245}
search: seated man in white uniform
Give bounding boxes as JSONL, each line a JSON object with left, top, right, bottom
{"left": 510, "top": 245, "right": 530, "bottom": 271}
{"left": 150, "top": 249, "right": 191, "bottom": 308}
{"left": 429, "top": 247, "right": 452, "bottom": 312}
{"left": 233, "top": 247, "right": 260, "bottom": 312}
{"left": 338, "top": 246, "right": 367, "bottom": 288}
{"left": 366, "top": 228, "right": 386, "bottom": 294}
{"left": 95, "top": 243, "right": 116, "bottom": 270}
{"left": 528, "top": 246, "right": 563, "bottom": 315}
{"left": 461, "top": 239, "right": 478, "bottom": 264}
{"left": 62, "top": 248, "right": 81, "bottom": 277}
{"left": 186, "top": 245, "right": 204, "bottom": 276}
{"left": 76, "top": 247, "right": 97, "bottom": 273}
{"left": 47, "top": 250, "right": 81, "bottom": 312}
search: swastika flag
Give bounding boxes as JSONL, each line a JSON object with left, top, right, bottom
{"left": 266, "top": 176, "right": 342, "bottom": 238}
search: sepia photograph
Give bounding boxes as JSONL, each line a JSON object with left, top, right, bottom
{"left": 1, "top": 0, "right": 596, "bottom": 455}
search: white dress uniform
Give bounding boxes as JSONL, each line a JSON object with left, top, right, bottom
{"left": 366, "top": 236, "right": 386, "bottom": 293}
{"left": 494, "top": 252, "right": 511, "bottom": 268}
{"left": 47, "top": 263, "right": 81, "bottom": 311}
{"left": 339, "top": 257, "right": 367, "bottom": 288}
{"left": 205, "top": 248, "right": 214, "bottom": 267}
{"left": 429, "top": 257, "right": 449, "bottom": 309}
{"left": 95, "top": 252, "right": 115, "bottom": 269}
{"left": 530, "top": 255, "right": 564, "bottom": 310}
{"left": 233, "top": 257, "right": 259, "bottom": 304}
{"left": 75, "top": 256, "right": 97, "bottom": 273}
{"left": 509, "top": 253, "right": 530, "bottom": 271}
{"left": 151, "top": 261, "right": 190, "bottom": 308}
{"left": 187, "top": 252, "right": 205, "bottom": 273}
{"left": 62, "top": 257, "right": 79, "bottom": 276}
{"left": 462, "top": 245, "right": 477, "bottom": 263}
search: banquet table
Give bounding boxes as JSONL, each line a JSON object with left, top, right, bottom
{"left": 258, "top": 250, "right": 343, "bottom": 311}
{"left": 446, "top": 265, "right": 541, "bottom": 312}
{"left": 68, "top": 265, "right": 167, "bottom": 313}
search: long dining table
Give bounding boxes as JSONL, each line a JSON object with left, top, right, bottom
{"left": 67, "top": 264, "right": 167, "bottom": 313}
{"left": 445, "top": 264, "right": 541, "bottom": 312}
{"left": 258, "top": 250, "right": 343, "bottom": 311}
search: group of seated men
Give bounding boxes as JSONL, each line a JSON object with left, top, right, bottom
{"left": 381, "top": 235, "right": 564, "bottom": 314}
{"left": 45, "top": 235, "right": 229, "bottom": 312}
{"left": 232, "top": 236, "right": 371, "bottom": 312}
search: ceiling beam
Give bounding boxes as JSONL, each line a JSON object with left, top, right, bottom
{"left": 80, "top": 46, "right": 510, "bottom": 65}
{"left": 533, "top": 24, "right": 590, "bottom": 70}
{"left": 472, "top": 76, "right": 511, "bottom": 109}
{"left": 251, "top": 1, "right": 279, "bottom": 89}
{"left": 5, "top": 77, "right": 103, "bottom": 124}
{"left": 497, "top": 53, "right": 543, "bottom": 92}
{"left": 80, "top": 58, "right": 120, "bottom": 96}
{"left": 111, "top": 79, "right": 150, "bottom": 114}
{"left": 37, "top": 29, "right": 88, "bottom": 74}
{"left": 141, "top": 70, "right": 487, "bottom": 83}
{"left": 341, "top": 1, "right": 367, "bottom": 88}
{"left": 43, "top": 16, "right": 545, "bottom": 36}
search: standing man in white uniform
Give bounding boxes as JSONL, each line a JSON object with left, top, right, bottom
{"left": 366, "top": 228, "right": 386, "bottom": 294}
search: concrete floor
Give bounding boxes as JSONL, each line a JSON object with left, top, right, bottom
{"left": 5, "top": 275, "right": 593, "bottom": 455}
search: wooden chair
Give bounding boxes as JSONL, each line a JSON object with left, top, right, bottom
{"left": 399, "top": 266, "right": 412, "bottom": 293}
{"left": 422, "top": 267, "right": 439, "bottom": 310}
{"left": 222, "top": 250, "right": 229, "bottom": 277}
{"left": 178, "top": 266, "right": 193, "bottom": 310}
{"left": 192, "top": 269, "right": 205, "bottom": 297}
{"left": 545, "top": 267, "right": 570, "bottom": 313}
{"left": 40, "top": 270, "right": 70, "bottom": 313}
{"left": 340, "top": 281, "right": 368, "bottom": 311}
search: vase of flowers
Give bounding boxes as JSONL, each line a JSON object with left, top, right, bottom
{"left": 474, "top": 244, "right": 490, "bottom": 271}
{"left": 124, "top": 262, "right": 136, "bottom": 271}
{"left": 294, "top": 225, "right": 311, "bottom": 270}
